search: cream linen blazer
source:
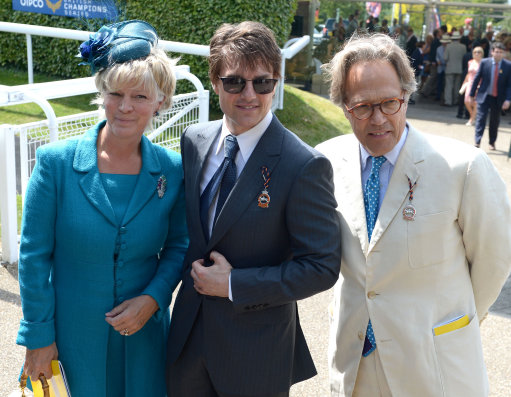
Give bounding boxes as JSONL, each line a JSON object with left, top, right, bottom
{"left": 317, "top": 125, "right": 511, "bottom": 397}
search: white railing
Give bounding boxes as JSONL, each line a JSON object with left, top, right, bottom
{"left": 0, "top": 65, "right": 208, "bottom": 264}
{"left": 1, "top": 65, "right": 208, "bottom": 143}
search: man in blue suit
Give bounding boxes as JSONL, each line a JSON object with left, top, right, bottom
{"left": 469, "top": 41, "right": 511, "bottom": 150}
{"left": 166, "top": 22, "right": 341, "bottom": 397}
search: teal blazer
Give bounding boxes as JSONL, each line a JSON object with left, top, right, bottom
{"left": 17, "top": 121, "right": 188, "bottom": 397}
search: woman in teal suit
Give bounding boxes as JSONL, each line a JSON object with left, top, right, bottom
{"left": 16, "top": 20, "right": 188, "bottom": 396}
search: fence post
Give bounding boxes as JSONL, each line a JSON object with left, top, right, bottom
{"left": 26, "top": 33, "right": 33, "bottom": 84}
{"left": 278, "top": 59, "right": 285, "bottom": 110}
{"left": 0, "top": 125, "right": 19, "bottom": 264}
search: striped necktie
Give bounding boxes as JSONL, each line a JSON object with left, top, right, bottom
{"left": 199, "top": 134, "right": 239, "bottom": 240}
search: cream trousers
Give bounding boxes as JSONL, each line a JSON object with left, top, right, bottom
{"left": 353, "top": 348, "right": 392, "bottom": 397}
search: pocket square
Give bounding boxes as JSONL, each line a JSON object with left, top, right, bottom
{"left": 433, "top": 314, "right": 469, "bottom": 336}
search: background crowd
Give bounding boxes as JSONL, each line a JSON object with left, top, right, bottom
{"left": 317, "top": 12, "right": 511, "bottom": 150}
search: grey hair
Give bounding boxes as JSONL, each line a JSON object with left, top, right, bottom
{"left": 323, "top": 33, "right": 416, "bottom": 106}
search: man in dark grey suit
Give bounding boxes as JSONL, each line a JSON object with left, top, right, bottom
{"left": 166, "top": 21, "right": 341, "bottom": 397}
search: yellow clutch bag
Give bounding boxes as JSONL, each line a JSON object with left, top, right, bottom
{"left": 9, "top": 372, "right": 44, "bottom": 397}
{"left": 12, "top": 360, "right": 71, "bottom": 397}
{"left": 32, "top": 360, "right": 71, "bottom": 397}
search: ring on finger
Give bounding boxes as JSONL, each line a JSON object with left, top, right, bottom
{"left": 123, "top": 328, "right": 129, "bottom": 336}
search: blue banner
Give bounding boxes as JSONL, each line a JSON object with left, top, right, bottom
{"left": 12, "top": 0, "right": 118, "bottom": 20}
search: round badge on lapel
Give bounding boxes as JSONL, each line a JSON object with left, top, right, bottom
{"left": 402, "top": 204, "right": 416, "bottom": 221}
{"left": 258, "top": 191, "right": 270, "bottom": 208}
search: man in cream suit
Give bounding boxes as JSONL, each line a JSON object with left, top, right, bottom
{"left": 166, "top": 22, "right": 341, "bottom": 397}
{"left": 317, "top": 34, "right": 511, "bottom": 397}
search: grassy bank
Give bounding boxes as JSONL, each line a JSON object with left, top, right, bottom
{"left": 0, "top": 67, "right": 96, "bottom": 124}
{"left": 276, "top": 85, "right": 349, "bottom": 147}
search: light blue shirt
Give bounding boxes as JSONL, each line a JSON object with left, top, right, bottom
{"left": 360, "top": 125, "right": 408, "bottom": 211}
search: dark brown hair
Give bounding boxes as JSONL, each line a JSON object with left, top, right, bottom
{"left": 208, "top": 21, "right": 281, "bottom": 83}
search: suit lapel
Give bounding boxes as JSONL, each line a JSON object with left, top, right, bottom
{"left": 78, "top": 172, "right": 118, "bottom": 227}
{"left": 122, "top": 135, "right": 161, "bottom": 225}
{"left": 206, "top": 116, "right": 282, "bottom": 251}
{"left": 74, "top": 122, "right": 118, "bottom": 227}
{"left": 484, "top": 59, "right": 492, "bottom": 88}
{"left": 187, "top": 122, "right": 222, "bottom": 248}
{"left": 336, "top": 136, "right": 370, "bottom": 254}
{"left": 369, "top": 125, "right": 423, "bottom": 250}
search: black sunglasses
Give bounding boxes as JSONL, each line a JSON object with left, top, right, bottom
{"left": 219, "top": 76, "right": 278, "bottom": 94}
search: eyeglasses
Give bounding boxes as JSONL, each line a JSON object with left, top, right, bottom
{"left": 345, "top": 97, "right": 406, "bottom": 120}
{"left": 219, "top": 76, "right": 278, "bottom": 94}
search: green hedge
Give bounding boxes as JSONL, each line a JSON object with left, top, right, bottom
{"left": 0, "top": 3, "right": 93, "bottom": 77}
{"left": 0, "top": 0, "right": 298, "bottom": 109}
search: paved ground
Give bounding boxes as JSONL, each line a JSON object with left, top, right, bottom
{"left": 1, "top": 96, "right": 510, "bottom": 396}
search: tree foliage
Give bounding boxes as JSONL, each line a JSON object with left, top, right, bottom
{"left": 317, "top": 0, "right": 360, "bottom": 22}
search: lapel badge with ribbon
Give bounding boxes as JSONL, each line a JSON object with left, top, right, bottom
{"left": 402, "top": 177, "right": 417, "bottom": 221}
{"left": 157, "top": 175, "right": 167, "bottom": 199}
{"left": 258, "top": 166, "right": 271, "bottom": 208}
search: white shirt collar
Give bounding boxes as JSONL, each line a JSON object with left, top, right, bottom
{"left": 215, "top": 111, "right": 273, "bottom": 163}
{"left": 360, "top": 124, "right": 409, "bottom": 169}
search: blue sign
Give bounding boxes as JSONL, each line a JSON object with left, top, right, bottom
{"left": 12, "top": 0, "right": 118, "bottom": 20}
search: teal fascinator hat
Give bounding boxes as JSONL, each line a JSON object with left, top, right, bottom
{"left": 79, "top": 20, "right": 158, "bottom": 74}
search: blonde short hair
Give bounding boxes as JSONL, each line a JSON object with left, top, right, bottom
{"left": 94, "top": 47, "right": 178, "bottom": 112}
{"left": 323, "top": 33, "right": 416, "bottom": 106}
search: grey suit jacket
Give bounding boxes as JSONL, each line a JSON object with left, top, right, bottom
{"left": 167, "top": 115, "right": 341, "bottom": 395}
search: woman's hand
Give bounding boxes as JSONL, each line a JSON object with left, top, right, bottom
{"left": 24, "top": 342, "right": 58, "bottom": 381}
{"left": 105, "top": 295, "right": 159, "bottom": 336}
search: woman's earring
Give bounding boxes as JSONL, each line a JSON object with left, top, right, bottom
{"left": 154, "top": 111, "right": 160, "bottom": 117}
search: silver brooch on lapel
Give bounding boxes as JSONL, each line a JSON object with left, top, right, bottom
{"left": 258, "top": 166, "right": 271, "bottom": 208}
{"left": 157, "top": 175, "right": 167, "bottom": 199}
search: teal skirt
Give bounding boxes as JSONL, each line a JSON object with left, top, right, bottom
{"left": 106, "top": 326, "right": 126, "bottom": 396}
